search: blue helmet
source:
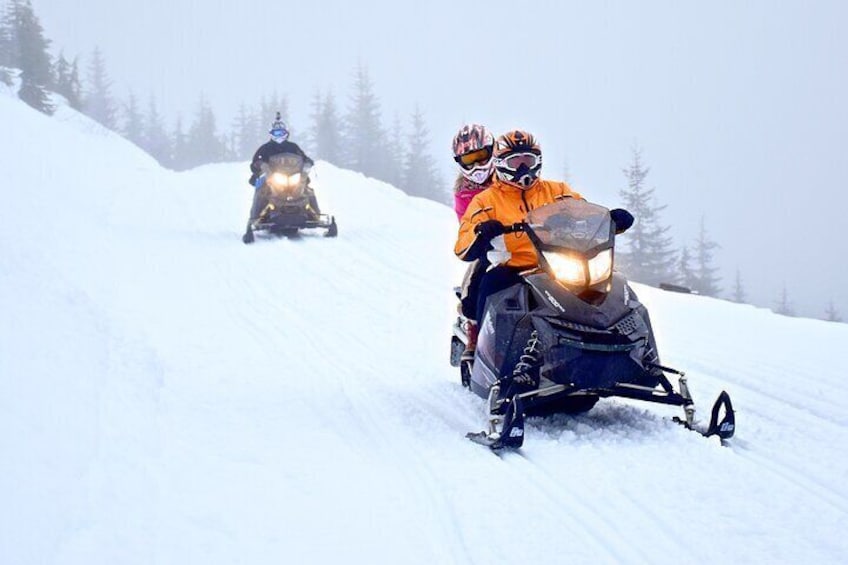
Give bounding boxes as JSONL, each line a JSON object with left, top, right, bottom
{"left": 269, "top": 112, "right": 289, "bottom": 143}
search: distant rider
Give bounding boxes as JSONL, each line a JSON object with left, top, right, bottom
{"left": 451, "top": 124, "right": 496, "bottom": 363}
{"left": 243, "top": 115, "right": 320, "bottom": 243}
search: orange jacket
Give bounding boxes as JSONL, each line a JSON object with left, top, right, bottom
{"left": 454, "top": 177, "right": 583, "bottom": 268}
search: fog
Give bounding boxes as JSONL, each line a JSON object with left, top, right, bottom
{"left": 33, "top": 0, "right": 848, "bottom": 318}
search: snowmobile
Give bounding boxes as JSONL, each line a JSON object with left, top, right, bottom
{"left": 244, "top": 153, "right": 337, "bottom": 242}
{"left": 449, "top": 198, "right": 735, "bottom": 450}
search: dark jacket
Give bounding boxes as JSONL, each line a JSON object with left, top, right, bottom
{"left": 250, "top": 140, "right": 314, "bottom": 176}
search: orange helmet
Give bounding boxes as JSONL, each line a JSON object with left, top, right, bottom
{"left": 493, "top": 130, "right": 542, "bottom": 189}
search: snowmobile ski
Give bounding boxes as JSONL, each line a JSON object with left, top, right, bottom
{"left": 467, "top": 387, "right": 526, "bottom": 451}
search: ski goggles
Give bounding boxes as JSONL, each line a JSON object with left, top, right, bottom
{"left": 270, "top": 127, "right": 289, "bottom": 141}
{"left": 497, "top": 151, "right": 541, "bottom": 171}
{"left": 455, "top": 146, "right": 492, "bottom": 169}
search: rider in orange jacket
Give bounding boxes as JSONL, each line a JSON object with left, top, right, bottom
{"left": 454, "top": 130, "right": 583, "bottom": 357}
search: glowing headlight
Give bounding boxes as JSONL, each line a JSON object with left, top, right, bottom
{"left": 543, "top": 249, "right": 613, "bottom": 286}
{"left": 587, "top": 249, "right": 612, "bottom": 284}
{"left": 269, "top": 172, "right": 288, "bottom": 189}
{"left": 286, "top": 172, "right": 302, "bottom": 187}
{"left": 543, "top": 251, "right": 586, "bottom": 286}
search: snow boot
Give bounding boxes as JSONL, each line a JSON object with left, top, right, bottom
{"left": 460, "top": 320, "right": 478, "bottom": 363}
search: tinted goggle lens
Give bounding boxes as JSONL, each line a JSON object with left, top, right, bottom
{"left": 455, "top": 147, "right": 492, "bottom": 168}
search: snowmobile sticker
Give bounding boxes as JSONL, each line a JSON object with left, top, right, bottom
{"left": 544, "top": 290, "right": 566, "bottom": 313}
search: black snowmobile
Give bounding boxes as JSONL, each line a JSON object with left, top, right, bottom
{"left": 449, "top": 198, "right": 735, "bottom": 450}
{"left": 244, "top": 153, "right": 337, "bottom": 242}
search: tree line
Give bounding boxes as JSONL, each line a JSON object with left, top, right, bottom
{"left": 0, "top": 0, "right": 444, "bottom": 203}
{"left": 615, "top": 147, "right": 843, "bottom": 322}
{"left": 1, "top": 0, "right": 842, "bottom": 322}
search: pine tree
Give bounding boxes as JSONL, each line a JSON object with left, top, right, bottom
{"left": 183, "top": 95, "right": 226, "bottom": 168}
{"left": 311, "top": 90, "right": 342, "bottom": 165}
{"left": 774, "top": 284, "right": 795, "bottom": 316}
{"left": 8, "top": 0, "right": 53, "bottom": 114}
{"left": 343, "top": 63, "right": 386, "bottom": 178}
{"left": 824, "top": 300, "right": 842, "bottom": 323}
{"left": 83, "top": 47, "right": 116, "bottom": 129}
{"left": 401, "top": 105, "right": 444, "bottom": 202}
{"left": 121, "top": 91, "right": 145, "bottom": 147}
{"left": 677, "top": 246, "right": 697, "bottom": 290}
{"left": 232, "top": 102, "right": 259, "bottom": 161}
{"left": 53, "top": 52, "right": 81, "bottom": 109}
{"left": 731, "top": 268, "right": 747, "bottom": 303}
{"left": 141, "top": 95, "right": 171, "bottom": 166}
{"left": 384, "top": 112, "right": 404, "bottom": 188}
{"left": 170, "top": 115, "right": 188, "bottom": 170}
{"left": 0, "top": 1, "right": 16, "bottom": 85}
{"left": 616, "top": 147, "right": 676, "bottom": 286}
{"left": 691, "top": 216, "right": 722, "bottom": 297}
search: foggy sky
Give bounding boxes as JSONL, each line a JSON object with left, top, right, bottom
{"left": 32, "top": 0, "right": 848, "bottom": 318}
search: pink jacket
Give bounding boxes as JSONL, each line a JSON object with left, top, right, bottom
{"left": 453, "top": 175, "right": 491, "bottom": 221}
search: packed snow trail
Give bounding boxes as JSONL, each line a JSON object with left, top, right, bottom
{"left": 2, "top": 92, "right": 847, "bottom": 564}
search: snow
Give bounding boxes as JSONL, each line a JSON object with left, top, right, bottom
{"left": 2, "top": 91, "right": 847, "bottom": 565}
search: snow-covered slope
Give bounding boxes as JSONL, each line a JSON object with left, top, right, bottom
{"left": 2, "top": 93, "right": 847, "bottom": 565}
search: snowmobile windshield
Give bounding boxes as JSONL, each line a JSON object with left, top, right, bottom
{"left": 526, "top": 199, "right": 612, "bottom": 254}
{"left": 266, "top": 153, "right": 305, "bottom": 173}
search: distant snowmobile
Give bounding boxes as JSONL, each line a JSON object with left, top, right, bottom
{"left": 244, "top": 153, "right": 337, "bottom": 242}
{"left": 450, "top": 198, "right": 735, "bottom": 450}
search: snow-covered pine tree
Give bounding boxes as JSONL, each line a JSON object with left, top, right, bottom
{"left": 616, "top": 147, "right": 676, "bottom": 286}
{"left": 83, "top": 47, "right": 116, "bottom": 129}
{"left": 343, "top": 63, "right": 386, "bottom": 179}
{"left": 692, "top": 216, "right": 722, "bottom": 297}
{"left": 401, "top": 105, "right": 444, "bottom": 203}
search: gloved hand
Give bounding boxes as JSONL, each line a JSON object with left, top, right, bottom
{"left": 474, "top": 220, "right": 506, "bottom": 243}
{"left": 610, "top": 208, "right": 634, "bottom": 234}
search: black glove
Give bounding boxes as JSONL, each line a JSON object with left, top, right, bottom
{"left": 474, "top": 220, "right": 506, "bottom": 243}
{"left": 610, "top": 208, "right": 634, "bottom": 234}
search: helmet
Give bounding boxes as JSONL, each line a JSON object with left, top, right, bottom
{"left": 452, "top": 124, "right": 495, "bottom": 185}
{"left": 269, "top": 112, "right": 289, "bottom": 143}
{"left": 493, "top": 130, "right": 542, "bottom": 189}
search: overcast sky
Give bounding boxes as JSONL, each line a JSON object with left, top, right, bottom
{"left": 32, "top": 0, "right": 848, "bottom": 318}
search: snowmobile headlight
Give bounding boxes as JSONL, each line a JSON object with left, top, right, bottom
{"left": 587, "top": 249, "right": 613, "bottom": 285}
{"left": 543, "top": 251, "right": 586, "bottom": 286}
{"left": 543, "top": 249, "right": 613, "bottom": 286}
{"left": 286, "top": 172, "right": 302, "bottom": 187}
{"left": 269, "top": 172, "right": 288, "bottom": 190}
